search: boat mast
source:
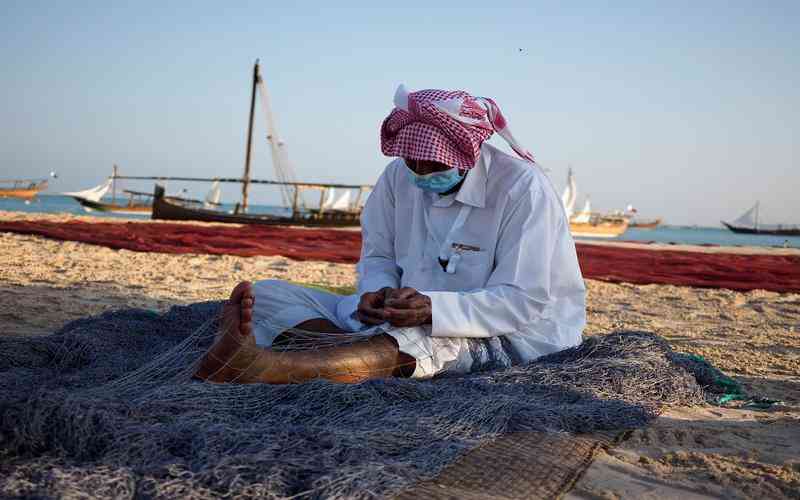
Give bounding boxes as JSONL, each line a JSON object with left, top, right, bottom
{"left": 240, "top": 59, "right": 260, "bottom": 214}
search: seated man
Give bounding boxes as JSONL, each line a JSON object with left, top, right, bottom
{"left": 194, "top": 85, "right": 586, "bottom": 384}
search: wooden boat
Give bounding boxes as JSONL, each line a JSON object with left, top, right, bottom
{"left": 153, "top": 184, "right": 363, "bottom": 227}
{"left": 142, "top": 60, "right": 372, "bottom": 227}
{"left": 68, "top": 166, "right": 219, "bottom": 215}
{"left": 74, "top": 189, "right": 154, "bottom": 215}
{"left": 570, "top": 216, "right": 629, "bottom": 238}
{"left": 629, "top": 217, "right": 662, "bottom": 229}
{"left": 0, "top": 179, "right": 48, "bottom": 200}
{"left": 722, "top": 202, "right": 800, "bottom": 236}
{"left": 66, "top": 166, "right": 154, "bottom": 215}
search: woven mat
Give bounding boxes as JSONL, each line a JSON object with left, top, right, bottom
{"left": 395, "top": 431, "right": 620, "bottom": 500}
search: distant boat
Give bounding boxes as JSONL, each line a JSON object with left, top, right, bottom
{"left": 722, "top": 202, "right": 800, "bottom": 236}
{"left": 65, "top": 166, "right": 153, "bottom": 215}
{"left": 561, "top": 168, "right": 628, "bottom": 238}
{"left": 629, "top": 217, "right": 663, "bottom": 229}
{"left": 66, "top": 165, "right": 214, "bottom": 215}
{"left": 0, "top": 179, "right": 48, "bottom": 200}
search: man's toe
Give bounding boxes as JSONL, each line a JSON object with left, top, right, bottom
{"left": 230, "top": 281, "right": 253, "bottom": 303}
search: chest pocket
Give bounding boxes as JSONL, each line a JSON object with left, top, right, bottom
{"left": 440, "top": 249, "right": 493, "bottom": 291}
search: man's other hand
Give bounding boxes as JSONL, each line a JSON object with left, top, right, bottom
{"left": 357, "top": 287, "right": 393, "bottom": 325}
{"left": 383, "top": 288, "right": 432, "bottom": 327}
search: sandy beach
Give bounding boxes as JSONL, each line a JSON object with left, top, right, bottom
{"left": 1, "top": 212, "right": 798, "bottom": 498}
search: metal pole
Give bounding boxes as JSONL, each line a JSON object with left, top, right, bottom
{"left": 318, "top": 187, "right": 327, "bottom": 217}
{"left": 112, "top": 164, "right": 118, "bottom": 204}
{"left": 353, "top": 188, "right": 364, "bottom": 211}
{"left": 292, "top": 186, "right": 300, "bottom": 217}
{"left": 114, "top": 175, "right": 371, "bottom": 190}
{"left": 241, "top": 59, "right": 260, "bottom": 213}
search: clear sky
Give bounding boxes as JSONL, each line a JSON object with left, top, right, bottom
{"left": 1, "top": 1, "right": 797, "bottom": 226}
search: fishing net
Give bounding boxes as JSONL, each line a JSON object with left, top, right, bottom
{"left": 0, "top": 298, "right": 714, "bottom": 499}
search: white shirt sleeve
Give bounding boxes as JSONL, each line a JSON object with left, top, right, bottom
{"left": 425, "top": 183, "right": 585, "bottom": 338}
{"left": 357, "top": 167, "right": 402, "bottom": 295}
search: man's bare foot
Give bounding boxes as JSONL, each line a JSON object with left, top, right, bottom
{"left": 194, "top": 281, "right": 260, "bottom": 382}
{"left": 193, "top": 281, "right": 416, "bottom": 385}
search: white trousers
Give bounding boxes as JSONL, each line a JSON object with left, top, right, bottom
{"left": 250, "top": 280, "right": 515, "bottom": 379}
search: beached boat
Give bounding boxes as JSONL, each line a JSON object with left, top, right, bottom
{"left": 153, "top": 184, "right": 364, "bottom": 227}
{"left": 145, "top": 60, "right": 371, "bottom": 227}
{"left": 0, "top": 179, "right": 48, "bottom": 200}
{"left": 561, "top": 168, "right": 628, "bottom": 238}
{"left": 722, "top": 202, "right": 800, "bottom": 236}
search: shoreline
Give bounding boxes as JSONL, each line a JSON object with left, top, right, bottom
{"left": 576, "top": 237, "right": 800, "bottom": 256}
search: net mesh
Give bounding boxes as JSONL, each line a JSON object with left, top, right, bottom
{"left": 0, "top": 300, "right": 710, "bottom": 499}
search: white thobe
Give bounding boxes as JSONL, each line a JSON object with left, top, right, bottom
{"left": 251, "top": 143, "right": 586, "bottom": 378}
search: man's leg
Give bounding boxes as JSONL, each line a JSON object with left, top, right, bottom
{"left": 194, "top": 282, "right": 415, "bottom": 384}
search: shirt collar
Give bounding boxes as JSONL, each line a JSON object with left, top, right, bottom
{"left": 427, "top": 144, "right": 492, "bottom": 208}
{"left": 453, "top": 143, "right": 491, "bottom": 208}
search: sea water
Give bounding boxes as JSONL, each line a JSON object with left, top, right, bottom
{"left": 2, "top": 194, "right": 799, "bottom": 249}
{"left": 0, "top": 194, "right": 290, "bottom": 220}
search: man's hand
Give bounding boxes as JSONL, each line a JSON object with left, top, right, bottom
{"left": 383, "top": 287, "right": 432, "bottom": 327}
{"left": 357, "top": 287, "right": 393, "bottom": 325}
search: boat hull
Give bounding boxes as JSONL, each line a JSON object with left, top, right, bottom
{"left": 152, "top": 186, "right": 361, "bottom": 227}
{"left": 0, "top": 188, "right": 41, "bottom": 200}
{"left": 721, "top": 222, "right": 800, "bottom": 237}
{"left": 570, "top": 220, "right": 629, "bottom": 238}
{"left": 0, "top": 180, "right": 47, "bottom": 200}
{"left": 629, "top": 218, "right": 662, "bottom": 229}
{"left": 72, "top": 197, "right": 152, "bottom": 215}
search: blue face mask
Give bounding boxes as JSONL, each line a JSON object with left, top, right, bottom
{"left": 407, "top": 165, "right": 465, "bottom": 194}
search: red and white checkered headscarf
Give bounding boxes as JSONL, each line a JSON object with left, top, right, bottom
{"left": 380, "top": 84, "right": 535, "bottom": 169}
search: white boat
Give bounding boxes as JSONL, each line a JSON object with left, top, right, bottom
{"left": 66, "top": 165, "right": 213, "bottom": 215}
{"left": 64, "top": 167, "right": 152, "bottom": 215}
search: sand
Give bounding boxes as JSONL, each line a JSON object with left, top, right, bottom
{"left": 1, "top": 212, "right": 798, "bottom": 498}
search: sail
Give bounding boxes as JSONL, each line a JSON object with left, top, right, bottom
{"left": 561, "top": 168, "right": 577, "bottom": 217}
{"left": 729, "top": 202, "right": 759, "bottom": 229}
{"left": 64, "top": 179, "right": 112, "bottom": 202}
{"left": 331, "top": 190, "right": 352, "bottom": 210}
{"left": 204, "top": 180, "right": 222, "bottom": 208}
{"left": 322, "top": 188, "right": 336, "bottom": 209}
{"left": 322, "top": 188, "right": 353, "bottom": 210}
{"left": 571, "top": 198, "right": 592, "bottom": 224}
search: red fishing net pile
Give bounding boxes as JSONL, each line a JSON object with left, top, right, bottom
{"left": 1, "top": 219, "right": 798, "bottom": 293}
{"left": 0, "top": 220, "right": 361, "bottom": 263}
